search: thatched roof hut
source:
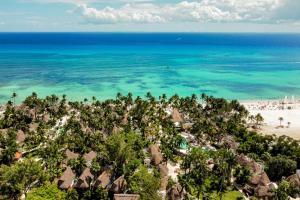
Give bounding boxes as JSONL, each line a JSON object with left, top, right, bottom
{"left": 149, "top": 144, "right": 163, "bottom": 166}
{"left": 287, "top": 174, "right": 300, "bottom": 188}
{"left": 43, "top": 114, "right": 50, "bottom": 123}
{"left": 167, "top": 184, "right": 183, "bottom": 200}
{"left": 58, "top": 167, "right": 76, "bottom": 189}
{"left": 121, "top": 114, "right": 128, "bottom": 125}
{"left": 65, "top": 149, "right": 79, "bottom": 161}
{"left": 29, "top": 123, "right": 39, "bottom": 132}
{"left": 171, "top": 108, "right": 183, "bottom": 123}
{"left": 236, "top": 154, "right": 263, "bottom": 174}
{"left": 95, "top": 169, "right": 112, "bottom": 189}
{"left": 75, "top": 168, "right": 94, "bottom": 189}
{"left": 250, "top": 172, "right": 270, "bottom": 187}
{"left": 220, "top": 135, "right": 239, "bottom": 150}
{"left": 114, "top": 194, "right": 140, "bottom": 200}
{"left": 182, "top": 123, "right": 193, "bottom": 130}
{"left": 83, "top": 151, "right": 97, "bottom": 164}
{"left": 236, "top": 154, "right": 250, "bottom": 166}
{"left": 159, "top": 163, "right": 168, "bottom": 177}
{"left": 111, "top": 175, "right": 127, "bottom": 193}
{"left": 160, "top": 176, "right": 168, "bottom": 191}
{"left": 254, "top": 185, "right": 273, "bottom": 198}
{"left": 16, "top": 130, "right": 26, "bottom": 143}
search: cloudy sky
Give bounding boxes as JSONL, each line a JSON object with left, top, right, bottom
{"left": 1, "top": 0, "right": 300, "bottom": 32}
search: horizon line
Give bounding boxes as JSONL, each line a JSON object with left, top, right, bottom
{"left": 0, "top": 31, "right": 300, "bottom": 34}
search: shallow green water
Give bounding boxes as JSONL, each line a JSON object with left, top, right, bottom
{"left": 1, "top": 33, "right": 300, "bottom": 103}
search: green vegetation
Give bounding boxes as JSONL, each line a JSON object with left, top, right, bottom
{"left": 27, "top": 183, "right": 67, "bottom": 200}
{"left": 210, "top": 190, "right": 245, "bottom": 200}
{"left": 0, "top": 92, "right": 300, "bottom": 200}
{"left": 128, "top": 165, "right": 161, "bottom": 200}
{"left": 0, "top": 159, "right": 46, "bottom": 199}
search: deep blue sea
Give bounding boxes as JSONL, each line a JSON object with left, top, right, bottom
{"left": 0, "top": 33, "right": 300, "bottom": 103}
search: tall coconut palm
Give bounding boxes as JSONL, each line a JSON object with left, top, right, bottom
{"left": 92, "top": 96, "right": 96, "bottom": 104}
{"left": 249, "top": 115, "right": 255, "bottom": 125}
{"left": 255, "top": 113, "right": 264, "bottom": 128}
{"left": 279, "top": 117, "right": 284, "bottom": 127}
{"left": 11, "top": 92, "right": 17, "bottom": 107}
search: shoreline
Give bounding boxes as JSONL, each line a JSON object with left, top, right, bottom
{"left": 241, "top": 97, "right": 300, "bottom": 140}
{"left": 1, "top": 95, "right": 300, "bottom": 140}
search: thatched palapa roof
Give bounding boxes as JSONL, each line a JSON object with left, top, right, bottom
{"left": 58, "top": 167, "right": 76, "bottom": 189}
{"left": 149, "top": 144, "right": 163, "bottom": 166}
{"left": 287, "top": 174, "right": 300, "bottom": 188}
{"left": 171, "top": 108, "right": 183, "bottom": 123}
{"left": 65, "top": 149, "right": 79, "bottom": 161}
{"left": 167, "top": 184, "right": 183, "bottom": 200}
{"left": 95, "top": 169, "right": 112, "bottom": 189}
{"left": 236, "top": 154, "right": 263, "bottom": 174}
{"left": 29, "top": 123, "right": 39, "bottom": 132}
{"left": 75, "top": 168, "right": 94, "bottom": 189}
{"left": 114, "top": 194, "right": 140, "bottom": 200}
{"left": 16, "top": 130, "right": 26, "bottom": 143}
{"left": 160, "top": 176, "right": 168, "bottom": 191}
{"left": 254, "top": 185, "right": 273, "bottom": 198}
{"left": 250, "top": 172, "right": 270, "bottom": 187}
{"left": 83, "top": 151, "right": 97, "bottom": 163}
{"left": 111, "top": 175, "right": 127, "bottom": 193}
{"left": 159, "top": 163, "right": 168, "bottom": 177}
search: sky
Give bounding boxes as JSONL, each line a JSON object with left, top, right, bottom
{"left": 0, "top": 0, "right": 300, "bottom": 32}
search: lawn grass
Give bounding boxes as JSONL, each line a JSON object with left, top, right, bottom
{"left": 210, "top": 190, "right": 245, "bottom": 200}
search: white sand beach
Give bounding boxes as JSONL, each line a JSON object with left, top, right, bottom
{"left": 242, "top": 97, "right": 300, "bottom": 140}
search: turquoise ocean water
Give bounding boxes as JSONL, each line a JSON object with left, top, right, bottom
{"left": 0, "top": 33, "right": 300, "bottom": 103}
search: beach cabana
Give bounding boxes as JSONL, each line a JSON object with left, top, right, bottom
{"left": 171, "top": 108, "right": 183, "bottom": 123}
{"left": 149, "top": 144, "right": 163, "bottom": 166}
{"left": 65, "top": 149, "right": 79, "bottom": 161}
{"left": 83, "top": 151, "right": 97, "bottom": 164}
{"left": 43, "top": 114, "right": 50, "bottom": 123}
{"left": 114, "top": 194, "right": 140, "bottom": 200}
{"left": 167, "top": 184, "right": 183, "bottom": 200}
{"left": 29, "top": 123, "right": 39, "bottom": 132}
{"left": 159, "top": 163, "right": 168, "bottom": 177}
{"left": 58, "top": 167, "right": 76, "bottom": 189}
{"left": 111, "top": 175, "right": 127, "bottom": 193}
{"left": 75, "top": 168, "right": 94, "bottom": 189}
{"left": 159, "top": 163, "right": 169, "bottom": 191}
{"left": 250, "top": 172, "right": 270, "bottom": 187}
{"left": 287, "top": 173, "right": 300, "bottom": 188}
{"left": 171, "top": 108, "right": 184, "bottom": 128}
{"left": 160, "top": 176, "right": 168, "bottom": 191}
{"left": 16, "top": 130, "right": 26, "bottom": 144}
{"left": 95, "top": 169, "right": 112, "bottom": 189}
{"left": 254, "top": 185, "right": 273, "bottom": 199}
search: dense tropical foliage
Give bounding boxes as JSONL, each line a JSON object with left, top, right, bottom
{"left": 0, "top": 92, "right": 300, "bottom": 200}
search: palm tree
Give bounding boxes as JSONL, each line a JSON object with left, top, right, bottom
{"left": 287, "top": 121, "right": 291, "bottom": 128}
{"left": 249, "top": 115, "right": 255, "bottom": 125}
{"left": 255, "top": 113, "right": 264, "bottom": 128}
{"left": 11, "top": 92, "right": 17, "bottom": 107}
{"left": 92, "top": 96, "right": 96, "bottom": 104}
{"left": 279, "top": 117, "right": 284, "bottom": 127}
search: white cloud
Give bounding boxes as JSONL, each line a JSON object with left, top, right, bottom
{"left": 76, "top": 3, "right": 165, "bottom": 23}
{"left": 20, "top": 0, "right": 153, "bottom": 3}
{"left": 0, "top": 22, "right": 5, "bottom": 25}
{"left": 74, "top": 0, "right": 291, "bottom": 24}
